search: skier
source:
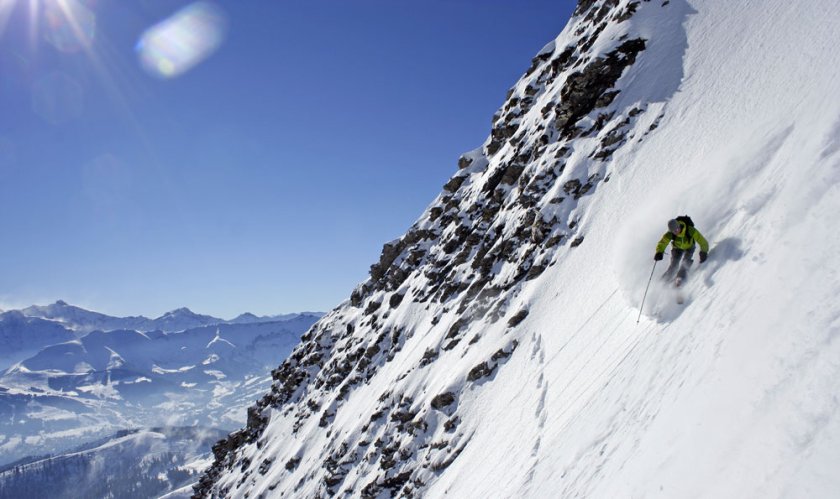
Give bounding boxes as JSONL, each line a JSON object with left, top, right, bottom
{"left": 654, "top": 216, "right": 709, "bottom": 283}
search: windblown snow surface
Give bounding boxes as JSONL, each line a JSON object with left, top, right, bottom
{"left": 197, "top": 1, "right": 840, "bottom": 497}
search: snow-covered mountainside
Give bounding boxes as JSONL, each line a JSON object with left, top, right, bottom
{"left": 0, "top": 426, "right": 227, "bottom": 499}
{"left": 195, "top": 1, "right": 840, "bottom": 497}
{"left": 0, "top": 312, "right": 321, "bottom": 465}
{"left": 0, "top": 311, "right": 76, "bottom": 364}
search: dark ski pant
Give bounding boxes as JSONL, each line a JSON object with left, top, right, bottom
{"left": 662, "top": 246, "right": 695, "bottom": 281}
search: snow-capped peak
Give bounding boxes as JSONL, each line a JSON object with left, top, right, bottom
{"left": 159, "top": 307, "right": 197, "bottom": 318}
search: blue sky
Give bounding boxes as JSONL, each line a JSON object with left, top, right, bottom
{"left": 0, "top": 0, "right": 576, "bottom": 318}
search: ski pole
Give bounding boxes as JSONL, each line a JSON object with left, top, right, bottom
{"left": 637, "top": 261, "right": 657, "bottom": 324}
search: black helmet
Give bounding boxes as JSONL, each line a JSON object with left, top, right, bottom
{"left": 667, "top": 219, "right": 681, "bottom": 234}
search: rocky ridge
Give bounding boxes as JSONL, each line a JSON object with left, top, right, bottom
{"left": 194, "top": 1, "right": 673, "bottom": 497}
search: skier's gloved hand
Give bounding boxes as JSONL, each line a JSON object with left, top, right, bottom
{"left": 699, "top": 251, "right": 708, "bottom": 263}
{"left": 654, "top": 252, "right": 663, "bottom": 261}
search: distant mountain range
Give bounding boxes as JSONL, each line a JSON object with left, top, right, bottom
{"left": 0, "top": 301, "right": 322, "bottom": 466}
{"left": 19, "top": 299, "right": 317, "bottom": 334}
{"left": 0, "top": 300, "right": 319, "bottom": 364}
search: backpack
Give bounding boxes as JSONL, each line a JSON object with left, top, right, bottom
{"left": 674, "top": 215, "right": 695, "bottom": 243}
{"left": 676, "top": 215, "right": 694, "bottom": 228}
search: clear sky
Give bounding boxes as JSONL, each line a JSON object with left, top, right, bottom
{"left": 0, "top": 0, "right": 576, "bottom": 319}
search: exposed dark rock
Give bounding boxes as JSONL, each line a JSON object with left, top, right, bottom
{"left": 430, "top": 440, "right": 449, "bottom": 450}
{"left": 589, "top": 111, "right": 616, "bottom": 134}
{"left": 429, "top": 443, "right": 467, "bottom": 472}
{"left": 319, "top": 409, "right": 335, "bottom": 427}
{"left": 548, "top": 46, "right": 578, "bottom": 79}
{"left": 525, "top": 51, "right": 553, "bottom": 78}
{"left": 418, "top": 349, "right": 438, "bottom": 369}
{"left": 467, "top": 362, "right": 494, "bottom": 382}
{"left": 431, "top": 392, "right": 456, "bottom": 410}
{"left": 593, "top": 147, "right": 617, "bottom": 160}
{"left": 545, "top": 234, "right": 565, "bottom": 247}
{"left": 616, "top": 1, "right": 641, "bottom": 22}
{"left": 285, "top": 456, "right": 301, "bottom": 471}
{"left": 499, "top": 163, "right": 526, "bottom": 186}
{"left": 381, "top": 471, "right": 413, "bottom": 494}
{"left": 389, "top": 293, "right": 405, "bottom": 309}
{"left": 571, "top": 236, "right": 585, "bottom": 247}
{"left": 601, "top": 129, "right": 627, "bottom": 148}
{"left": 492, "top": 341, "right": 518, "bottom": 361}
{"left": 564, "top": 179, "right": 582, "bottom": 197}
{"left": 247, "top": 406, "right": 268, "bottom": 435}
{"left": 443, "top": 175, "right": 466, "bottom": 193}
{"left": 487, "top": 122, "right": 519, "bottom": 157}
{"left": 445, "top": 319, "right": 464, "bottom": 341}
{"left": 564, "top": 173, "right": 601, "bottom": 199}
{"left": 258, "top": 459, "right": 273, "bottom": 475}
{"left": 351, "top": 285, "right": 369, "bottom": 307}
{"left": 574, "top": 0, "right": 598, "bottom": 16}
{"left": 530, "top": 215, "right": 553, "bottom": 244}
{"left": 364, "top": 301, "right": 382, "bottom": 315}
{"left": 370, "top": 241, "right": 404, "bottom": 282}
{"left": 592, "top": 0, "right": 620, "bottom": 24}
{"left": 442, "top": 237, "right": 460, "bottom": 255}
{"left": 504, "top": 96, "right": 520, "bottom": 112}
{"left": 554, "top": 38, "right": 647, "bottom": 137}
{"left": 390, "top": 409, "right": 417, "bottom": 425}
{"left": 444, "top": 417, "right": 460, "bottom": 433}
{"left": 508, "top": 309, "right": 528, "bottom": 327}
{"left": 595, "top": 90, "right": 620, "bottom": 108}
{"left": 482, "top": 165, "right": 511, "bottom": 196}
{"left": 579, "top": 22, "right": 607, "bottom": 52}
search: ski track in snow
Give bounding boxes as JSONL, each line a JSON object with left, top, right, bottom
{"left": 522, "top": 332, "right": 548, "bottom": 495}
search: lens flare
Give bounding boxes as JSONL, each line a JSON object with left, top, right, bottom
{"left": 44, "top": 0, "right": 96, "bottom": 53}
{"left": 136, "top": 1, "right": 227, "bottom": 79}
{"left": 0, "top": 0, "right": 16, "bottom": 38}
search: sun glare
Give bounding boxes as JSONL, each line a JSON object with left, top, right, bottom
{"left": 44, "top": 0, "right": 96, "bottom": 52}
{"left": 0, "top": 0, "right": 95, "bottom": 50}
{"left": 0, "top": 0, "right": 18, "bottom": 38}
{"left": 3, "top": 1, "right": 228, "bottom": 81}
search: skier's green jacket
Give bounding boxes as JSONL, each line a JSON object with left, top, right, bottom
{"left": 655, "top": 220, "right": 710, "bottom": 253}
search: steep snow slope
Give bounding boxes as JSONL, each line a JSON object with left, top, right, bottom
{"left": 196, "top": 1, "right": 840, "bottom": 497}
